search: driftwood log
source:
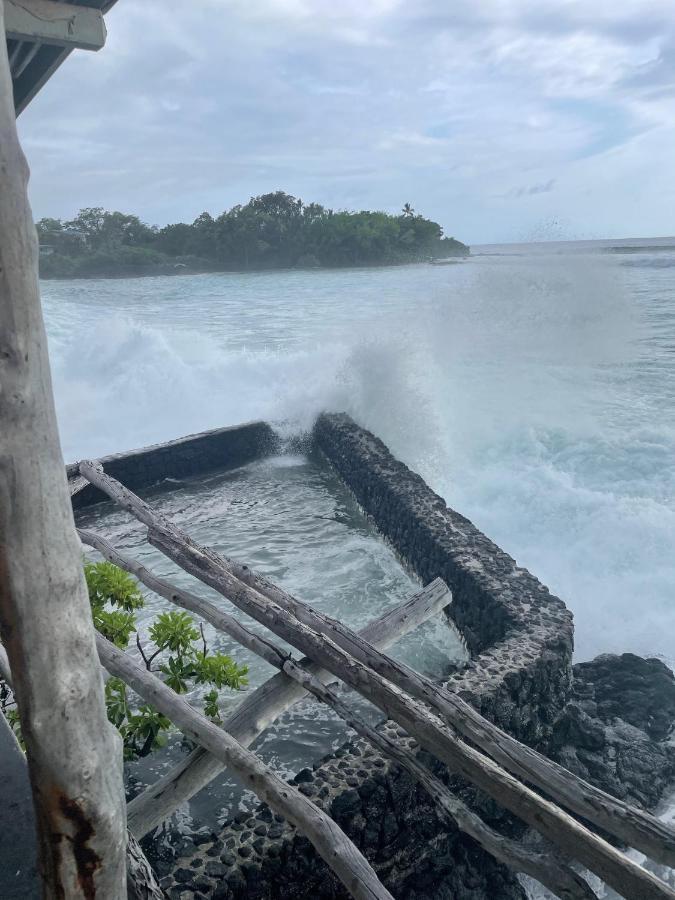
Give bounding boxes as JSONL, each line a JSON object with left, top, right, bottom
{"left": 0, "top": 17, "right": 127, "bottom": 897}
{"left": 228, "top": 543, "right": 675, "bottom": 868}
{"left": 80, "top": 530, "right": 595, "bottom": 900}
{"left": 96, "top": 633, "right": 394, "bottom": 900}
{"left": 126, "top": 566, "right": 453, "bottom": 838}
{"left": 79, "top": 462, "right": 675, "bottom": 900}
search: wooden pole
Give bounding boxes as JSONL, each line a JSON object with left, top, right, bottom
{"left": 79, "top": 460, "right": 675, "bottom": 866}
{"left": 0, "top": 13, "right": 127, "bottom": 895}
{"left": 96, "top": 633, "right": 395, "bottom": 900}
{"left": 123, "top": 562, "right": 451, "bottom": 838}
{"left": 77, "top": 463, "right": 675, "bottom": 900}
{"left": 79, "top": 530, "right": 595, "bottom": 899}
{"left": 226, "top": 544, "right": 675, "bottom": 868}
{"left": 149, "top": 527, "right": 675, "bottom": 900}
{"left": 95, "top": 454, "right": 673, "bottom": 868}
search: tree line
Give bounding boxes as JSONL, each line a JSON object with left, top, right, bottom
{"left": 36, "top": 191, "right": 469, "bottom": 278}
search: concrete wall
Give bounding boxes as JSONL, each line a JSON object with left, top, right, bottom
{"left": 68, "top": 421, "right": 279, "bottom": 510}
{"left": 161, "top": 413, "right": 574, "bottom": 900}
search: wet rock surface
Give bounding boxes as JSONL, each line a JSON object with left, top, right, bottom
{"left": 551, "top": 653, "right": 675, "bottom": 810}
{"left": 68, "top": 420, "right": 278, "bottom": 510}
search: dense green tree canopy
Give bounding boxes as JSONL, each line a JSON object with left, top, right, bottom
{"left": 37, "top": 191, "right": 469, "bottom": 278}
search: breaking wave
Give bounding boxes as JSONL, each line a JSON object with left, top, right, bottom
{"left": 42, "top": 241, "right": 675, "bottom": 665}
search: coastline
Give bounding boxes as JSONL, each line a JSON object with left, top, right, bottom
{"left": 39, "top": 254, "right": 471, "bottom": 281}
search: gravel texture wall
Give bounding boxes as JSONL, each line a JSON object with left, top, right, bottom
{"left": 161, "top": 414, "right": 574, "bottom": 900}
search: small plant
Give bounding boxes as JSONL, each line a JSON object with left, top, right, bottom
{"left": 0, "top": 561, "right": 248, "bottom": 760}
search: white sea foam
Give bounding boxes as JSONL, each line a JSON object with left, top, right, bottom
{"left": 42, "top": 242, "right": 675, "bottom": 666}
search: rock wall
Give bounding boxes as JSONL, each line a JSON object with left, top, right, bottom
{"left": 67, "top": 421, "right": 279, "bottom": 510}
{"left": 162, "top": 414, "right": 575, "bottom": 900}
{"left": 314, "top": 413, "right": 574, "bottom": 744}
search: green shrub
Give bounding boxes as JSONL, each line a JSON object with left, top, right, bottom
{"left": 1, "top": 561, "right": 248, "bottom": 760}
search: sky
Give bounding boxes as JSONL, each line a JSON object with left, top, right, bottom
{"left": 17, "top": 0, "right": 675, "bottom": 244}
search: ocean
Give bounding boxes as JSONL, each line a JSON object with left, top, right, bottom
{"left": 42, "top": 236, "right": 675, "bottom": 668}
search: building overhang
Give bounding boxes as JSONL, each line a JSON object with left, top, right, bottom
{"left": 5, "top": 0, "right": 118, "bottom": 115}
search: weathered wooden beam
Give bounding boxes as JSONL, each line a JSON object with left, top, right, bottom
{"left": 125, "top": 834, "right": 165, "bottom": 900}
{"left": 96, "top": 633, "right": 394, "bottom": 900}
{"left": 124, "top": 565, "right": 452, "bottom": 838}
{"left": 80, "top": 524, "right": 450, "bottom": 829}
{"left": 0, "top": 17, "right": 126, "bottom": 897}
{"left": 77, "top": 462, "right": 675, "bottom": 900}
{"left": 284, "top": 656, "right": 598, "bottom": 900}
{"left": 237, "top": 568, "right": 675, "bottom": 869}
{"left": 4, "top": 0, "right": 106, "bottom": 52}
{"left": 78, "top": 459, "right": 675, "bottom": 868}
{"left": 79, "top": 537, "right": 591, "bottom": 897}
{"left": 149, "top": 527, "right": 675, "bottom": 900}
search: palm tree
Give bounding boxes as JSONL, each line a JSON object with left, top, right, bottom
{"left": 402, "top": 202, "right": 414, "bottom": 217}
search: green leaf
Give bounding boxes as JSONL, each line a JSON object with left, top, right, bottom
{"left": 203, "top": 689, "right": 221, "bottom": 722}
{"left": 105, "top": 677, "right": 130, "bottom": 728}
{"left": 93, "top": 609, "right": 137, "bottom": 649}
{"left": 84, "top": 561, "right": 145, "bottom": 612}
{"left": 149, "top": 610, "right": 199, "bottom": 654}
{"left": 158, "top": 655, "right": 192, "bottom": 694}
{"left": 192, "top": 651, "right": 249, "bottom": 690}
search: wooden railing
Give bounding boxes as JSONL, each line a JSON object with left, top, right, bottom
{"left": 73, "top": 461, "right": 675, "bottom": 900}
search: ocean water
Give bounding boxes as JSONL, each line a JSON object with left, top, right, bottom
{"left": 42, "top": 237, "right": 675, "bottom": 667}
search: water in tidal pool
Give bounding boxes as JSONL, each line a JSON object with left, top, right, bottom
{"left": 77, "top": 452, "right": 466, "bottom": 829}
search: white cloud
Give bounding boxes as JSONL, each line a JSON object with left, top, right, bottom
{"left": 16, "top": 0, "right": 675, "bottom": 242}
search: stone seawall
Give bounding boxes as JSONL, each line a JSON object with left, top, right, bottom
{"left": 67, "top": 421, "right": 279, "bottom": 510}
{"left": 162, "top": 414, "right": 574, "bottom": 900}
{"left": 314, "top": 413, "right": 574, "bottom": 744}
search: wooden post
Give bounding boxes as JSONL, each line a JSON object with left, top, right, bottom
{"left": 77, "top": 463, "right": 675, "bottom": 900}
{"left": 81, "top": 536, "right": 594, "bottom": 900}
{"left": 0, "top": 8, "right": 127, "bottom": 897}
{"left": 97, "top": 633, "right": 395, "bottom": 900}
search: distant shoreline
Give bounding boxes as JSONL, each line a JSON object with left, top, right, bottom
{"left": 36, "top": 192, "right": 469, "bottom": 281}
{"left": 39, "top": 255, "right": 470, "bottom": 281}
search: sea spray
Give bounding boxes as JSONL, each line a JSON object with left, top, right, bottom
{"left": 42, "top": 242, "right": 675, "bottom": 666}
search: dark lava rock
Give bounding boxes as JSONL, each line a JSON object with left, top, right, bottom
{"left": 331, "top": 788, "right": 360, "bottom": 819}
{"left": 551, "top": 652, "right": 675, "bottom": 809}
{"left": 172, "top": 867, "right": 193, "bottom": 885}
{"left": 573, "top": 653, "right": 675, "bottom": 741}
{"left": 192, "top": 829, "right": 214, "bottom": 846}
{"left": 205, "top": 861, "right": 228, "bottom": 878}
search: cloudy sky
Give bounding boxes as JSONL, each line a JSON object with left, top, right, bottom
{"left": 18, "top": 0, "right": 675, "bottom": 244}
